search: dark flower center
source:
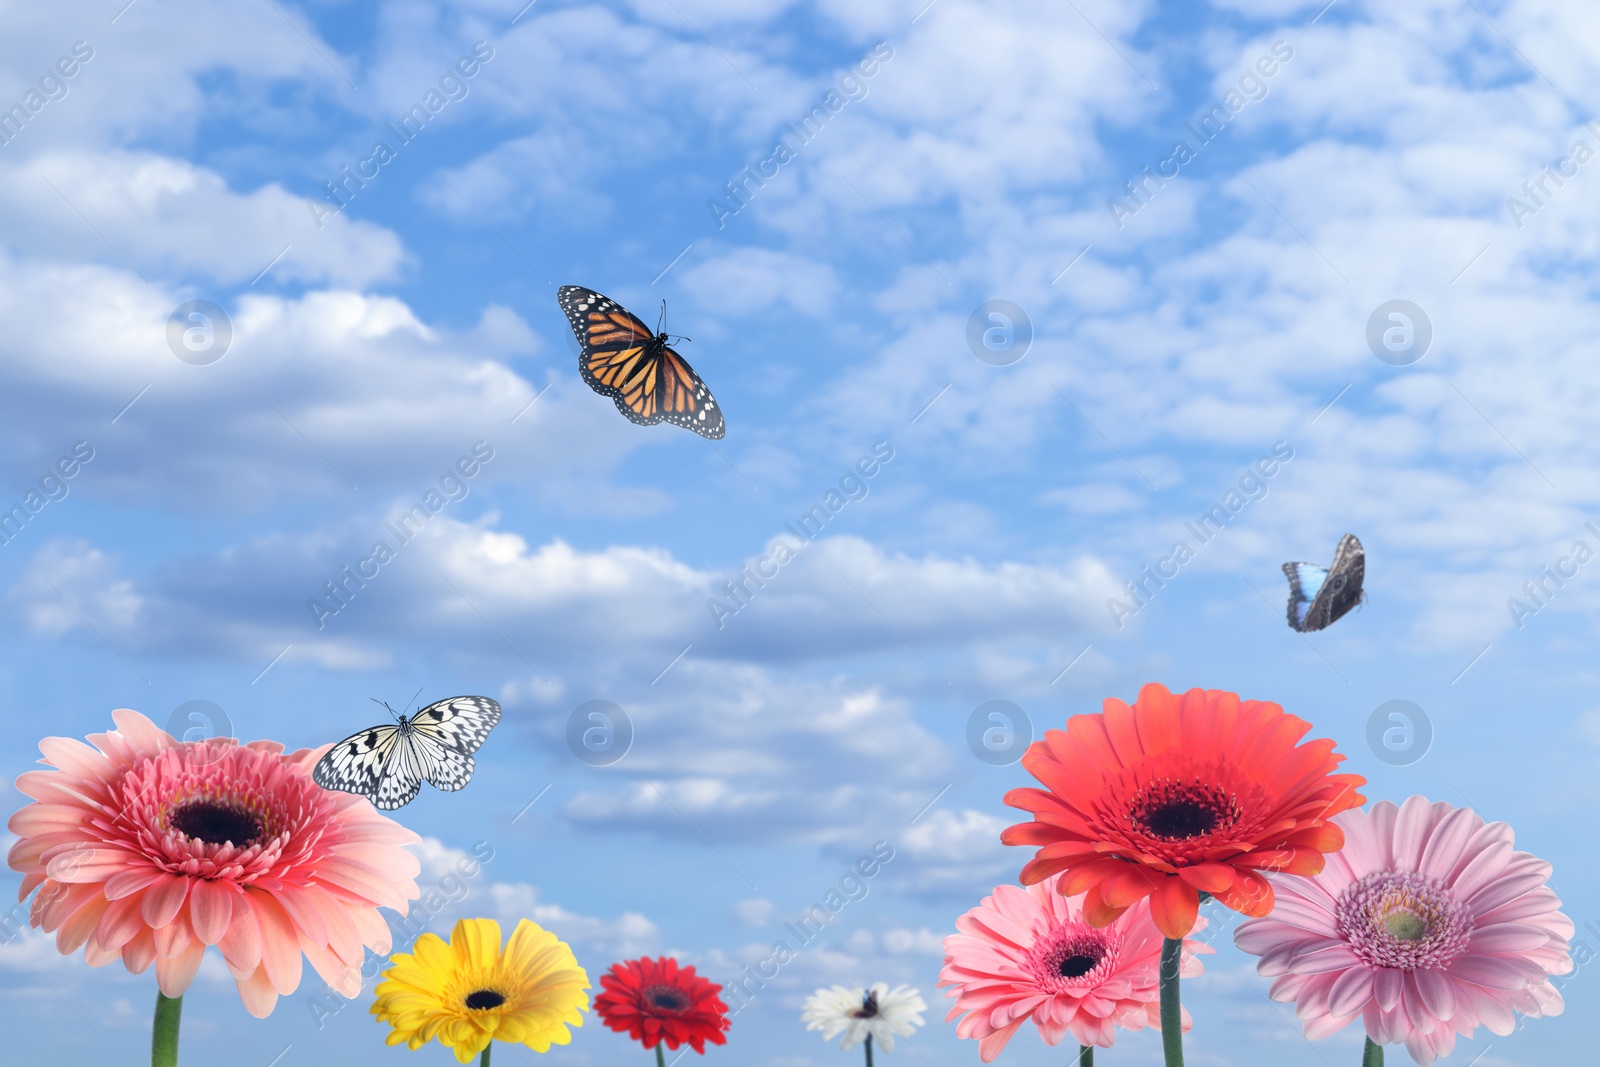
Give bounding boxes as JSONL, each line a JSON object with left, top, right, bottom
{"left": 1129, "top": 780, "right": 1240, "bottom": 841}
{"left": 1142, "top": 801, "right": 1216, "bottom": 839}
{"left": 169, "top": 800, "right": 263, "bottom": 847}
{"left": 1031, "top": 928, "right": 1113, "bottom": 988}
{"left": 645, "top": 986, "right": 689, "bottom": 1012}
{"left": 465, "top": 989, "right": 505, "bottom": 1010}
{"left": 851, "top": 992, "right": 880, "bottom": 1019}
{"left": 1057, "top": 953, "right": 1099, "bottom": 978}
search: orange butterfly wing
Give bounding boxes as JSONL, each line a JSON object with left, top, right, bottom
{"left": 557, "top": 286, "right": 725, "bottom": 439}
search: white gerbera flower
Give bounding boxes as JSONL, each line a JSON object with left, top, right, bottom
{"left": 802, "top": 982, "right": 927, "bottom": 1053}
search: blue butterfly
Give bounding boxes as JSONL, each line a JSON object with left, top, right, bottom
{"left": 1282, "top": 534, "right": 1365, "bottom": 632}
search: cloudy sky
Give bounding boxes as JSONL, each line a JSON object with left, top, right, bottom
{"left": 2, "top": 0, "right": 1598, "bottom": 1064}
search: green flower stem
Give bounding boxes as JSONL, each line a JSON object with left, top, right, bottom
{"left": 656, "top": 1044, "right": 666, "bottom": 1067}
{"left": 151, "top": 992, "right": 182, "bottom": 1067}
{"left": 1362, "top": 1038, "right": 1383, "bottom": 1066}
{"left": 1077, "top": 1045, "right": 1095, "bottom": 1066}
{"left": 1159, "top": 937, "right": 1184, "bottom": 1067}
{"left": 481, "top": 1042, "right": 493, "bottom": 1067}
{"left": 864, "top": 1035, "right": 874, "bottom": 1067}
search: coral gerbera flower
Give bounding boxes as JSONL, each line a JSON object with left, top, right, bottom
{"left": 939, "top": 875, "right": 1212, "bottom": 1060}
{"left": 802, "top": 982, "right": 926, "bottom": 1053}
{"left": 1235, "top": 796, "right": 1573, "bottom": 1065}
{"left": 6, "top": 709, "right": 420, "bottom": 1016}
{"left": 1002, "top": 683, "right": 1366, "bottom": 938}
{"left": 594, "top": 956, "right": 730, "bottom": 1054}
{"left": 372, "top": 917, "right": 591, "bottom": 1063}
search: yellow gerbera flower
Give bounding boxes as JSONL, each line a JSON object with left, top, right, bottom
{"left": 372, "top": 917, "right": 591, "bottom": 1064}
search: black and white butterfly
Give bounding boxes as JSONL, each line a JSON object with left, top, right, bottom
{"left": 1282, "top": 534, "right": 1365, "bottom": 633}
{"left": 313, "top": 695, "right": 502, "bottom": 810}
{"left": 557, "top": 285, "right": 726, "bottom": 439}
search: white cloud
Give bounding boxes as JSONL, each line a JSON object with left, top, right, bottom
{"left": 735, "top": 898, "right": 776, "bottom": 927}
{"left": 0, "top": 152, "right": 406, "bottom": 287}
{"left": 0, "top": 267, "right": 634, "bottom": 508}
{"left": 891, "top": 808, "right": 1013, "bottom": 896}
{"left": 679, "top": 248, "right": 839, "bottom": 317}
{"left": 8, "top": 522, "right": 1118, "bottom": 671}
{"left": 394, "top": 837, "right": 659, "bottom": 959}
{"left": 8, "top": 541, "right": 142, "bottom": 637}
{"left": 0, "top": 924, "right": 81, "bottom": 976}
{"left": 553, "top": 668, "right": 948, "bottom": 844}
{"left": 0, "top": 3, "right": 355, "bottom": 153}
{"left": 625, "top": 0, "right": 803, "bottom": 29}
{"left": 901, "top": 808, "right": 1008, "bottom": 864}
{"left": 487, "top": 882, "right": 660, "bottom": 958}
{"left": 880, "top": 927, "right": 945, "bottom": 955}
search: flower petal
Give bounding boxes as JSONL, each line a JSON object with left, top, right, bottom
{"left": 1148, "top": 876, "right": 1199, "bottom": 939}
{"left": 139, "top": 874, "right": 191, "bottom": 930}
{"left": 188, "top": 879, "right": 236, "bottom": 947}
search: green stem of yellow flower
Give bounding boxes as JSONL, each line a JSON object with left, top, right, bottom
{"left": 480, "top": 1042, "right": 492, "bottom": 1067}
{"left": 1159, "top": 937, "right": 1184, "bottom": 1067}
{"left": 1362, "top": 1038, "right": 1383, "bottom": 1066}
{"left": 655, "top": 1044, "right": 667, "bottom": 1067}
{"left": 151, "top": 992, "right": 182, "bottom": 1067}
{"left": 864, "top": 1035, "right": 874, "bottom": 1067}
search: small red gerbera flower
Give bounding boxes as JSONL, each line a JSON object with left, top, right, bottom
{"left": 594, "top": 956, "right": 730, "bottom": 1055}
{"left": 1002, "top": 683, "right": 1366, "bottom": 939}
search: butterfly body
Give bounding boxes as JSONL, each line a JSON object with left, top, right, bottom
{"left": 557, "top": 285, "right": 725, "bottom": 439}
{"left": 313, "top": 695, "right": 501, "bottom": 810}
{"left": 1282, "top": 533, "right": 1365, "bottom": 632}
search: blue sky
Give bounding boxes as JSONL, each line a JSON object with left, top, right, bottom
{"left": 2, "top": 0, "right": 1599, "bottom": 1064}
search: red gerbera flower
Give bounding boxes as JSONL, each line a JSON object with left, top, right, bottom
{"left": 594, "top": 956, "right": 730, "bottom": 1054}
{"left": 1002, "top": 683, "right": 1366, "bottom": 939}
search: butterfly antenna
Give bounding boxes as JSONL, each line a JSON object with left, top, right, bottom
{"left": 656, "top": 300, "right": 667, "bottom": 335}
{"left": 371, "top": 697, "right": 400, "bottom": 723}
{"left": 403, "top": 685, "right": 425, "bottom": 716}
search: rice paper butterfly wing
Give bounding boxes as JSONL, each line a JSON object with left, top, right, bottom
{"left": 313, "top": 695, "right": 502, "bottom": 810}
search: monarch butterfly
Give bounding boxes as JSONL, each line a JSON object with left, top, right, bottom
{"left": 557, "top": 285, "right": 726, "bottom": 439}
{"left": 312, "top": 695, "right": 501, "bottom": 809}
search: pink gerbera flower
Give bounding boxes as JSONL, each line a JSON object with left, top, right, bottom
{"left": 1235, "top": 796, "right": 1573, "bottom": 1065}
{"left": 938, "top": 874, "right": 1212, "bottom": 1060}
{"left": 7, "top": 709, "right": 422, "bottom": 1016}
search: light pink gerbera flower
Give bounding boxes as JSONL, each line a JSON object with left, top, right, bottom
{"left": 938, "top": 874, "right": 1212, "bottom": 1060}
{"left": 1235, "top": 796, "right": 1573, "bottom": 1065}
{"left": 7, "top": 709, "right": 422, "bottom": 1017}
